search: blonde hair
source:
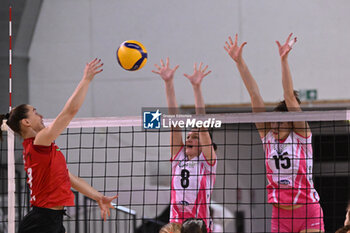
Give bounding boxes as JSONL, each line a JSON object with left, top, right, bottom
{"left": 159, "top": 222, "right": 182, "bottom": 233}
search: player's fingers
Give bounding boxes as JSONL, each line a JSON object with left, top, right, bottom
{"left": 229, "top": 35, "right": 234, "bottom": 46}
{"left": 102, "top": 209, "right": 107, "bottom": 221}
{"left": 288, "top": 37, "right": 297, "bottom": 48}
{"left": 154, "top": 64, "right": 161, "bottom": 70}
{"left": 152, "top": 70, "right": 160, "bottom": 74}
{"left": 199, "top": 62, "right": 203, "bottom": 70}
{"left": 160, "top": 59, "right": 165, "bottom": 67}
{"left": 183, "top": 73, "right": 190, "bottom": 79}
{"left": 94, "top": 63, "right": 104, "bottom": 70}
{"left": 225, "top": 41, "right": 230, "bottom": 49}
{"left": 202, "top": 65, "right": 208, "bottom": 73}
{"left": 92, "top": 63, "right": 103, "bottom": 72}
{"left": 239, "top": 42, "right": 247, "bottom": 50}
{"left": 286, "top": 33, "right": 293, "bottom": 43}
{"left": 173, "top": 65, "right": 180, "bottom": 72}
{"left": 276, "top": 41, "right": 281, "bottom": 48}
{"left": 203, "top": 70, "right": 212, "bottom": 77}
{"left": 194, "top": 63, "right": 197, "bottom": 71}
{"left": 89, "top": 58, "right": 98, "bottom": 65}
{"left": 87, "top": 59, "right": 93, "bottom": 67}
{"left": 166, "top": 57, "right": 169, "bottom": 67}
{"left": 91, "top": 58, "right": 100, "bottom": 66}
{"left": 234, "top": 34, "right": 238, "bottom": 46}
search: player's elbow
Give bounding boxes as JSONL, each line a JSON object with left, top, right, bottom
{"left": 69, "top": 106, "right": 80, "bottom": 116}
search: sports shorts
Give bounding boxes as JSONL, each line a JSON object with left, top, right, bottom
{"left": 18, "top": 206, "right": 66, "bottom": 233}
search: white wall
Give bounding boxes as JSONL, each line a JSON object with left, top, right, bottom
{"left": 29, "top": 0, "right": 350, "bottom": 118}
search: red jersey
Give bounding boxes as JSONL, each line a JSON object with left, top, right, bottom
{"left": 22, "top": 137, "right": 75, "bottom": 208}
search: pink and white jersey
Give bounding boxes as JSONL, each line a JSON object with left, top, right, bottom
{"left": 262, "top": 131, "right": 320, "bottom": 204}
{"left": 170, "top": 146, "right": 216, "bottom": 230}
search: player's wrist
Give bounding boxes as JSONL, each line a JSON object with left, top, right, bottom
{"left": 94, "top": 193, "right": 104, "bottom": 202}
{"left": 81, "top": 77, "right": 93, "bottom": 84}
{"left": 281, "top": 55, "right": 289, "bottom": 62}
{"left": 164, "top": 79, "right": 174, "bottom": 86}
{"left": 235, "top": 58, "right": 245, "bottom": 67}
{"left": 192, "top": 83, "right": 201, "bottom": 90}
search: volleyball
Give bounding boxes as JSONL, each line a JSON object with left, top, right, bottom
{"left": 117, "top": 40, "right": 148, "bottom": 71}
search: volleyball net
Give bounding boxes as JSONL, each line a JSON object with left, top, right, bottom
{"left": 1, "top": 109, "right": 350, "bottom": 232}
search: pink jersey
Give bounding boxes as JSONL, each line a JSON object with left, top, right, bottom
{"left": 170, "top": 146, "right": 216, "bottom": 231}
{"left": 262, "top": 131, "right": 320, "bottom": 204}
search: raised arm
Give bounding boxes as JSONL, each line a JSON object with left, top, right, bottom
{"left": 69, "top": 172, "right": 117, "bottom": 221}
{"left": 276, "top": 33, "right": 310, "bottom": 137}
{"left": 152, "top": 58, "right": 183, "bottom": 158}
{"left": 224, "top": 34, "right": 268, "bottom": 137}
{"left": 184, "top": 62, "right": 216, "bottom": 165}
{"left": 34, "top": 59, "right": 103, "bottom": 146}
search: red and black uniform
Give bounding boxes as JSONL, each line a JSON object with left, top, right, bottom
{"left": 18, "top": 137, "right": 74, "bottom": 233}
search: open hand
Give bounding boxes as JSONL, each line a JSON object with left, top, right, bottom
{"left": 152, "top": 57, "right": 179, "bottom": 82}
{"left": 276, "top": 33, "right": 297, "bottom": 60}
{"left": 224, "top": 34, "right": 247, "bottom": 64}
{"left": 184, "top": 62, "right": 211, "bottom": 87}
{"left": 97, "top": 194, "right": 118, "bottom": 221}
{"left": 83, "top": 58, "right": 103, "bottom": 81}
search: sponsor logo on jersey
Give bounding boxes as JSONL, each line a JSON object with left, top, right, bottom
{"left": 178, "top": 159, "right": 197, "bottom": 168}
{"left": 179, "top": 160, "right": 187, "bottom": 168}
{"left": 179, "top": 201, "right": 189, "bottom": 206}
{"left": 278, "top": 179, "right": 290, "bottom": 185}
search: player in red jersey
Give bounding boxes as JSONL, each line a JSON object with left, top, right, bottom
{"left": 153, "top": 58, "right": 217, "bottom": 232}
{"left": 224, "top": 34, "right": 324, "bottom": 232}
{"left": 0, "top": 58, "right": 117, "bottom": 233}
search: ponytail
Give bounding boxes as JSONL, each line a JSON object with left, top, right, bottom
{"left": 1, "top": 104, "right": 29, "bottom": 140}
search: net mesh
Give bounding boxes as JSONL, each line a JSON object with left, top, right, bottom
{"left": 2, "top": 110, "right": 350, "bottom": 232}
